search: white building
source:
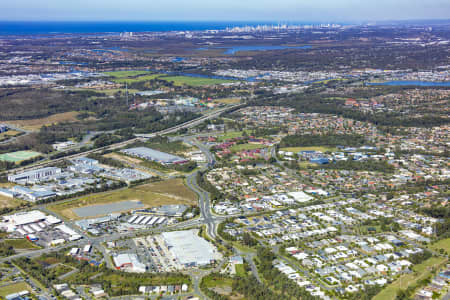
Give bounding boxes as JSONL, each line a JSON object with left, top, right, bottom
{"left": 8, "top": 167, "right": 62, "bottom": 183}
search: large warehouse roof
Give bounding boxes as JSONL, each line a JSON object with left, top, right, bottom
{"left": 3, "top": 210, "right": 47, "bottom": 226}
{"left": 162, "top": 229, "right": 221, "bottom": 266}
{"left": 121, "top": 147, "right": 187, "bottom": 164}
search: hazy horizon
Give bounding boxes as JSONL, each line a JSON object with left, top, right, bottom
{"left": 1, "top": 0, "right": 450, "bottom": 22}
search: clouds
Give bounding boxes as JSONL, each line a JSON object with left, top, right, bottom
{"left": 1, "top": 0, "right": 449, "bottom": 21}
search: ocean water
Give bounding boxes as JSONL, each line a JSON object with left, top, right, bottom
{"left": 0, "top": 21, "right": 291, "bottom": 35}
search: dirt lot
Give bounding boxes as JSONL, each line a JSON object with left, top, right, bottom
{"left": 5, "top": 111, "right": 80, "bottom": 131}
{"left": 48, "top": 179, "right": 197, "bottom": 220}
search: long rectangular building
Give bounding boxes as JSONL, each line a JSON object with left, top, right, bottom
{"left": 121, "top": 147, "right": 188, "bottom": 165}
{"left": 8, "top": 167, "right": 62, "bottom": 183}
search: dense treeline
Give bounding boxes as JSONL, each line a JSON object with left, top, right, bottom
{"left": 421, "top": 207, "right": 450, "bottom": 238}
{"left": 173, "top": 160, "right": 198, "bottom": 173}
{"left": 0, "top": 88, "right": 103, "bottom": 120}
{"left": 315, "top": 160, "right": 395, "bottom": 173}
{"left": 197, "top": 171, "right": 223, "bottom": 202}
{"left": 409, "top": 250, "right": 433, "bottom": 265}
{"left": 279, "top": 133, "right": 367, "bottom": 148}
{"left": 232, "top": 275, "right": 279, "bottom": 300}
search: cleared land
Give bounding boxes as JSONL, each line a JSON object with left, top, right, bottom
{"left": 160, "top": 76, "right": 236, "bottom": 86}
{"left": 0, "top": 150, "right": 41, "bottom": 162}
{"left": 374, "top": 256, "right": 447, "bottom": 300}
{"left": 5, "top": 111, "right": 80, "bottom": 131}
{"left": 104, "top": 152, "right": 143, "bottom": 165}
{"left": 213, "top": 98, "right": 241, "bottom": 104}
{"left": 0, "top": 196, "right": 25, "bottom": 209}
{"left": 48, "top": 179, "right": 197, "bottom": 220}
{"left": 0, "top": 281, "right": 32, "bottom": 297}
{"left": 280, "top": 146, "right": 337, "bottom": 153}
{"left": 0, "top": 130, "right": 21, "bottom": 137}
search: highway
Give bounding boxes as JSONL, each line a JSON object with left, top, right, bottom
{"left": 6, "top": 103, "right": 243, "bottom": 176}
{"left": 0, "top": 103, "right": 248, "bottom": 299}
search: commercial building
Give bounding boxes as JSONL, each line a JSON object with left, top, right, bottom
{"left": 121, "top": 147, "right": 188, "bottom": 165}
{"left": 11, "top": 186, "right": 56, "bottom": 202}
{"left": 113, "top": 253, "right": 146, "bottom": 273}
{"left": 8, "top": 167, "right": 62, "bottom": 183}
{"left": 52, "top": 141, "right": 76, "bottom": 151}
{"left": 161, "top": 229, "right": 221, "bottom": 267}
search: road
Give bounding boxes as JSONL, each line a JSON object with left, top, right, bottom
{"left": 0, "top": 124, "right": 32, "bottom": 144}
{"left": 6, "top": 103, "right": 243, "bottom": 176}
{"left": 0, "top": 104, "right": 248, "bottom": 299}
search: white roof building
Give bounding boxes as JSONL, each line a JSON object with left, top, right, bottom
{"left": 161, "top": 230, "right": 221, "bottom": 267}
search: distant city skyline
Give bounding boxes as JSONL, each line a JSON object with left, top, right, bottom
{"left": 1, "top": 0, "right": 450, "bottom": 22}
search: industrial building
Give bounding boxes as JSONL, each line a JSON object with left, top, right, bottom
{"left": 161, "top": 230, "right": 221, "bottom": 267}
{"left": 8, "top": 167, "right": 62, "bottom": 183}
{"left": 0, "top": 210, "right": 61, "bottom": 233}
{"left": 11, "top": 185, "right": 56, "bottom": 202}
{"left": 121, "top": 147, "right": 188, "bottom": 165}
{"left": 113, "top": 253, "right": 146, "bottom": 273}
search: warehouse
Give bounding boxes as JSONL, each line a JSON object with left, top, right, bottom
{"left": 113, "top": 253, "right": 146, "bottom": 273}
{"left": 161, "top": 229, "right": 221, "bottom": 267}
{"left": 8, "top": 167, "right": 62, "bottom": 183}
{"left": 121, "top": 147, "right": 188, "bottom": 165}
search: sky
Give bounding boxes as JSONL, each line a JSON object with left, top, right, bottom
{"left": 1, "top": 0, "right": 450, "bottom": 22}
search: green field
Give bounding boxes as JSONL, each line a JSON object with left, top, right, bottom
{"left": 98, "top": 88, "right": 140, "bottom": 96}
{"left": 160, "top": 76, "right": 236, "bottom": 86}
{"left": 0, "top": 150, "right": 41, "bottom": 162}
{"left": 112, "top": 74, "right": 163, "bottom": 84}
{"left": 374, "top": 256, "right": 447, "bottom": 300}
{"left": 4, "top": 239, "right": 40, "bottom": 249}
{"left": 231, "top": 143, "right": 267, "bottom": 152}
{"left": 105, "top": 70, "right": 153, "bottom": 78}
{"left": 429, "top": 238, "right": 450, "bottom": 254}
{"left": 218, "top": 131, "right": 248, "bottom": 141}
{"left": 280, "top": 146, "right": 337, "bottom": 153}
{"left": 202, "top": 275, "right": 234, "bottom": 288}
{"left": 235, "top": 264, "right": 246, "bottom": 276}
{"left": 0, "top": 281, "right": 32, "bottom": 297}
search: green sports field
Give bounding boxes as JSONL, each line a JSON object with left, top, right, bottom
{"left": 0, "top": 151, "right": 41, "bottom": 162}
